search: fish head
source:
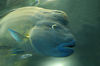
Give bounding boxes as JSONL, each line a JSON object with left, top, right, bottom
{"left": 29, "top": 20, "right": 76, "bottom": 57}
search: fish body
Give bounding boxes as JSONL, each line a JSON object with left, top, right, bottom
{"left": 0, "top": 6, "right": 75, "bottom": 57}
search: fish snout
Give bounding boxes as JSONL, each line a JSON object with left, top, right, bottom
{"left": 65, "top": 39, "right": 76, "bottom": 47}
{"left": 60, "top": 39, "right": 76, "bottom": 49}
{"left": 56, "top": 39, "right": 76, "bottom": 57}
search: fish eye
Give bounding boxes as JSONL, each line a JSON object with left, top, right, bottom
{"left": 43, "top": 23, "right": 62, "bottom": 30}
{"left": 51, "top": 24, "right": 62, "bottom": 30}
{"left": 52, "top": 24, "right": 57, "bottom": 29}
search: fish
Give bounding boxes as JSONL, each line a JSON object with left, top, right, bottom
{"left": 34, "top": 0, "right": 40, "bottom": 5}
{"left": 20, "top": 54, "right": 32, "bottom": 59}
{"left": 9, "top": 48, "right": 25, "bottom": 54}
{"left": 0, "top": 7, "right": 75, "bottom": 57}
{"left": 30, "top": 0, "right": 40, "bottom": 6}
{"left": 8, "top": 48, "right": 32, "bottom": 59}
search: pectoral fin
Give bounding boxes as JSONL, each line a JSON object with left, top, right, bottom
{"left": 8, "top": 29, "right": 34, "bottom": 54}
{"left": 8, "top": 29, "right": 26, "bottom": 42}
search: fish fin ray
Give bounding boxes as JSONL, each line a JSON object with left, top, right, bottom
{"left": 8, "top": 28, "right": 26, "bottom": 42}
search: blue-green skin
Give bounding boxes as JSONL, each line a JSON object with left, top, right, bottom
{"left": 0, "top": 6, "right": 75, "bottom": 57}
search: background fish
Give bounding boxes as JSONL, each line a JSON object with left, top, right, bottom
{"left": 0, "top": 0, "right": 40, "bottom": 19}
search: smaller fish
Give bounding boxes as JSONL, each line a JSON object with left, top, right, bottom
{"left": 9, "top": 48, "right": 25, "bottom": 54}
{"left": 34, "top": 0, "right": 40, "bottom": 5}
{"left": 9, "top": 49, "right": 32, "bottom": 59}
{"left": 20, "top": 54, "right": 32, "bottom": 59}
{"left": 30, "top": 0, "right": 40, "bottom": 6}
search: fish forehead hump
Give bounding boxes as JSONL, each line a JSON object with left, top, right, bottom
{"left": 1, "top": 6, "right": 68, "bottom": 26}
{"left": 0, "top": 6, "right": 68, "bottom": 34}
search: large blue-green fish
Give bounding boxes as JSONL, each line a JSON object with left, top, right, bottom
{"left": 0, "top": 6, "right": 75, "bottom": 57}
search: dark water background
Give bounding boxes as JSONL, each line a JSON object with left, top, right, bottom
{"left": 0, "top": 0, "right": 100, "bottom": 66}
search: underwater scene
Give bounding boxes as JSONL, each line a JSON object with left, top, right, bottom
{"left": 0, "top": 0, "right": 100, "bottom": 66}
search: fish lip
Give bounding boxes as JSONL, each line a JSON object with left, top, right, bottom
{"left": 64, "top": 40, "right": 76, "bottom": 48}
{"left": 66, "top": 45, "right": 75, "bottom": 48}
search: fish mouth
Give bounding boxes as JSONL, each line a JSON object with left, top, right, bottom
{"left": 64, "top": 40, "right": 76, "bottom": 48}
{"left": 57, "top": 40, "right": 76, "bottom": 57}
{"left": 66, "top": 44, "right": 75, "bottom": 48}
{"left": 58, "top": 39, "right": 76, "bottom": 51}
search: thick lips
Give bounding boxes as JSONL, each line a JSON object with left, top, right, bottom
{"left": 66, "top": 40, "right": 75, "bottom": 48}
{"left": 57, "top": 40, "right": 75, "bottom": 57}
{"left": 63, "top": 40, "right": 76, "bottom": 48}
{"left": 57, "top": 40, "right": 75, "bottom": 51}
